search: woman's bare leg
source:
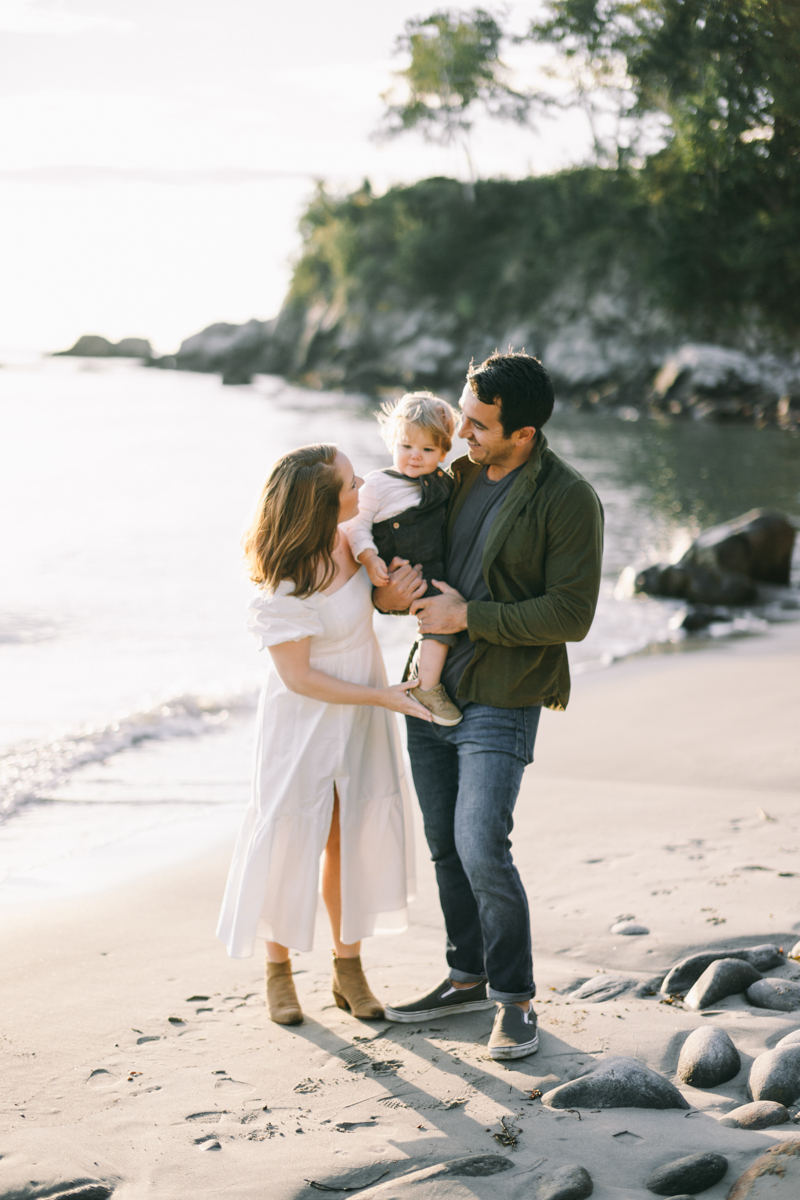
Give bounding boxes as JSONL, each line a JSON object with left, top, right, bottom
{"left": 266, "top": 941, "right": 290, "bottom": 963}
{"left": 323, "top": 786, "right": 361, "bottom": 958}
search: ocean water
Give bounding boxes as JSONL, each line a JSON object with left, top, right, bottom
{"left": 1, "top": 354, "right": 798, "bottom": 893}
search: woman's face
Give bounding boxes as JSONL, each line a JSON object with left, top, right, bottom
{"left": 335, "top": 452, "right": 362, "bottom": 523}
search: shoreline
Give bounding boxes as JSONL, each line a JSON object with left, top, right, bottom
{"left": 2, "top": 618, "right": 800, "bottom": 1197}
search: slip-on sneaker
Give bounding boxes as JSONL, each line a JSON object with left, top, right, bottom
{"left": 488, "top": 1002, "right": 539, "bottom": 1060}
{"left": 384, "top": 978, "right": 494, "bottom": 1023}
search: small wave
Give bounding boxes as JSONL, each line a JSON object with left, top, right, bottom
{"left": 0, "top": 688, "right": 258, "bottom": 820}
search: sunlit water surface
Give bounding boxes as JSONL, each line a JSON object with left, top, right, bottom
{"left": 1, "top": 356, "right": 798, "bottom": 889}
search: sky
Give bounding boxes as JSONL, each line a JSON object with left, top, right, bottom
{"left": 0, "top": 0, "right": 596, "bottom": 353}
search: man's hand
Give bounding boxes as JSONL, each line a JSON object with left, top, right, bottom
{"left": 411, "top": 580, "right": 468, "bottom": 635}
{"left": 373, "top": 558, "right": 426, "bottom": 613}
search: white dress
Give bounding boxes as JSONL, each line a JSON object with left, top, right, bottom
{"left": 216, "top": 566, "right": 415, "bottom": 957}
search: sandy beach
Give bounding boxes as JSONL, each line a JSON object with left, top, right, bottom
{"left": 2, "top": 621, "right": 799, "bottom": 1200}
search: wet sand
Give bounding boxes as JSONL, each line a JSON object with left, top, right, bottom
{"left": 2, "top": 622, "right": 799, "bottom": 1199}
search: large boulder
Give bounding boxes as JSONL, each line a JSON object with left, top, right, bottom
{"left": 749, "top": 1044, "right": 800, "bottom": 1105}
{"left": 677, "top": 1026, "right": 740, "bottom": 1087}
{"left": 634, "top": 510, "right": 795, "bottom": 603}
{"left": 680, "top": 509, "right": 795, "bottom": 586}
{"left": 661, "top": 945, "right": 782, "bottom": 996}
{"left": 684, "top": 959, "right": 762, "bottom": 1010}
{"left": 747, "top": 978, "right": 800, "bottom": 1012}
{"left": 542, "top": 1056, "right": 689, "bottom": 1110}
{"left": 719, "top": 1100, "right": 790, "bottom": 1129}
{"left": 634, "top": 562, "right": 757, "bottom": 606}
{"left": 645, "top": 1151, "right": 728, "bottom": 1196}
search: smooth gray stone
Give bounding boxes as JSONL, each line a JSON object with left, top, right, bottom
{"left": 684, "top": 958, "right": 762, "bottom": 1010}
{"left": 719, "top": 1100, "right": 790, "bottom": 1129}
{"left": 542, "top": 1056, "right": 690, "bottom": 1110}
{"left": 749, "top": 1044, "right": 800, "bottom": 1105}
{"left": 646, "top": 1151, "right": 728, "bottom": 1196}
{"left": 570, "top": 974, "right": 633, "bottom": 1002}
{"left": 661, "top": 945, "right": 782, "bottom": 995}
{"left": 537, "top": 1164, "right": 593, "bottom": 1200}
{"left": 775, "top": 1028, "right": 800, "bottom": 1049}
{"left": 747, "top": 977, "right": 800, "bottom": 1011}
{"left": 610, "top": 920, "right": 649, "bottom": 935}
{"left": 789, "top": 940, "right": 800, "bottom": 959}
{"left": 677, "top": 1026, "right": 740, "bottom": 1087}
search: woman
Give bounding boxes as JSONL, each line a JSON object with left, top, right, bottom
{"left": 217, "top": 443, "right": 430, "bottom": 1025}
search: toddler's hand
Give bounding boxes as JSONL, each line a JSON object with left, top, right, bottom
{"left": 360, "top": 550, "right": 390, "bottom": 586}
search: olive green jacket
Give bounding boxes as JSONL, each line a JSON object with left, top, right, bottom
{"left": 446, "top": 432, "right": 604, "bottom": 711}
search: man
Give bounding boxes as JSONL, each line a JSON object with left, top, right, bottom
{"left": 374, "top": 351, "right": 604, "bottom": 1060}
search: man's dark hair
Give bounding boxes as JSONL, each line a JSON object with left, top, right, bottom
{"left": 467, "top": 351, "right": 554, "bottom": 437}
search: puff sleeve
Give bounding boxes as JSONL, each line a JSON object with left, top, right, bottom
{"left": 247, "top": 583, "right": 325, "bottom": 650}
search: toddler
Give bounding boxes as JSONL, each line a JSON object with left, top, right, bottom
{"left": 346, "top": 392, "right": 462, "bottom": 726}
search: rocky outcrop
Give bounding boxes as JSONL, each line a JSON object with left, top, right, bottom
{"left": 149, "top": 303, "right": 800, "bottom": 430}
{"left": 634, "top": 510, "right": 796, "bottom": 608}
{"left": 649, "top": 343, "right": 800, "bottom": 428}
{"left": 54, "top": 334, "right": 153, "bottom": 359}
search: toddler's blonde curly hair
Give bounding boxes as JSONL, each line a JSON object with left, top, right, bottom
{"left": 377, "top": 391, "right": 458, "bottom": 455}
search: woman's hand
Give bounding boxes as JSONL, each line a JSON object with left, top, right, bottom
{"left": 378, "top": 678, "right": 433, "bottom": 720}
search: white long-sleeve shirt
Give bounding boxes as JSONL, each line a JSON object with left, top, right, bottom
{"left": 345, "top": 469, "right": 422, "bottom": 560}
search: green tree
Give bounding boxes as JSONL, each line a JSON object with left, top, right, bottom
{"left": 376, "top": 8, "right": 534, "bottom": 195}
{"left": 531, "top": 0, "right": 800, "bottom": 327}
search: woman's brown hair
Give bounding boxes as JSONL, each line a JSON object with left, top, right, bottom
{"left": 243, "top": 443, "right": 342, "bottom": 597}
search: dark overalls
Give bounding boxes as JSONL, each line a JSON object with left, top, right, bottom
{"left": 372, "top": 466, "right": 456, "bottom": 645}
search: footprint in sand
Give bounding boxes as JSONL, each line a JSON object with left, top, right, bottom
{"left": 193, "top": 1135, "right": 222, "bottom": 1151}
{"left": 135, "top": 1035, "right": 160, "bottom": 1044}
{"left": 87, "top": 1070, "right": 120, "bottom": 1090}
{"left": 186, "top": 1111, "right": 228, "bottom": 1123}
{"left": 214, "top": 1077, "right": 256, "bottom": 1096}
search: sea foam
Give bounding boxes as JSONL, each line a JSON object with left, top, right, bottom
{"left": 0, "top": 688, "right": 257, "bottom": 820}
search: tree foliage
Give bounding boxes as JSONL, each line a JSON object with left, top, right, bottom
{"left": 532, "top": 0, "right": 800, "bottom": 326}
{"left": 376, "top": 8, "right": 533, "bottom": 184}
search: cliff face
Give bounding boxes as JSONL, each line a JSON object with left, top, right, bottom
{"left": 154, "top": 173, "right": 800, "bottom": 429}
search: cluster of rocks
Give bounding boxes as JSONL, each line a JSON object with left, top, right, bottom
{"left": 53, "top": 334, "right": 153, "bottom": 360}
{"left": 537, "top": 941, "right": 800, "bottom": 1195}
{"left": 632, "top": 508, "right": 797, "bottom": 624}
{"left": 136, "top": 286, "right": 800, "bottom": 432}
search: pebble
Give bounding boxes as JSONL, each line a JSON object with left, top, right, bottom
{"left": 610, "top": 920, "right": 649, "bottom": 936}
{"left": 537, "top": 1164, "right": 593, "bottom": 1200}
{"left": 728, "top": 1140, "right": 800, "bottom": 1199}
{"left": 775, "top": 1028, "right": 800, "bottom": 1049}
{"left": 645, "top": 1151, "right": 728, "bottom": 1196}
{"left": 677, "top": 1025, "right": 740, "bottom": 1087}
{"left": 747, "top": 977, "right": 800, "bottom": 1011}
{"left": 719, "top": 1100, "right": 790, "bottom": 1129}
{"left": 542, "top": 1056, "right": 689, "bottom": 1110}
{"left": 684, "top": 958, "right": 762, "bottom": 1010}
{"left": 661, "top": 944, "right": 782, "bottom": 995}
{"left": 570, "top": 974, "right": 633, "bottom": 1002}
{"left": 749, "top": 1044, "right": 800, "bottom": 1105}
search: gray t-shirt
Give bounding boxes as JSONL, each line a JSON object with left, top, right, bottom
{"left": 440, "top": 465, "right": 522, "bottom": 703}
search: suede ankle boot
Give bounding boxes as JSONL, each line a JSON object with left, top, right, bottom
{"left": 266, "top": 959, "right": 303, "bottom": 1025}
{"left": 331, "top": 952, "right": 384, "bottom": 1019}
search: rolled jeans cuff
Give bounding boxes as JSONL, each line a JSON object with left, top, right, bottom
{"left": 488, "top": 984, "right": 537, "bottom": 1003}
{"left": 448, "top": 968, "right": 487, "bottom": 986}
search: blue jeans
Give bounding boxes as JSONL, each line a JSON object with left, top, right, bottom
{"left": 405, "top": 702, "right": 541, "bottom": 1002}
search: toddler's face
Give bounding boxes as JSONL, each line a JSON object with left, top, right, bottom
{"left": 393, "top": 424, "right": 446, "bottom": 478}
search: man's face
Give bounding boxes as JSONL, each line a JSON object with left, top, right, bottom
{"left": 458, "top": 382, "right": 516, "bottom": 466}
